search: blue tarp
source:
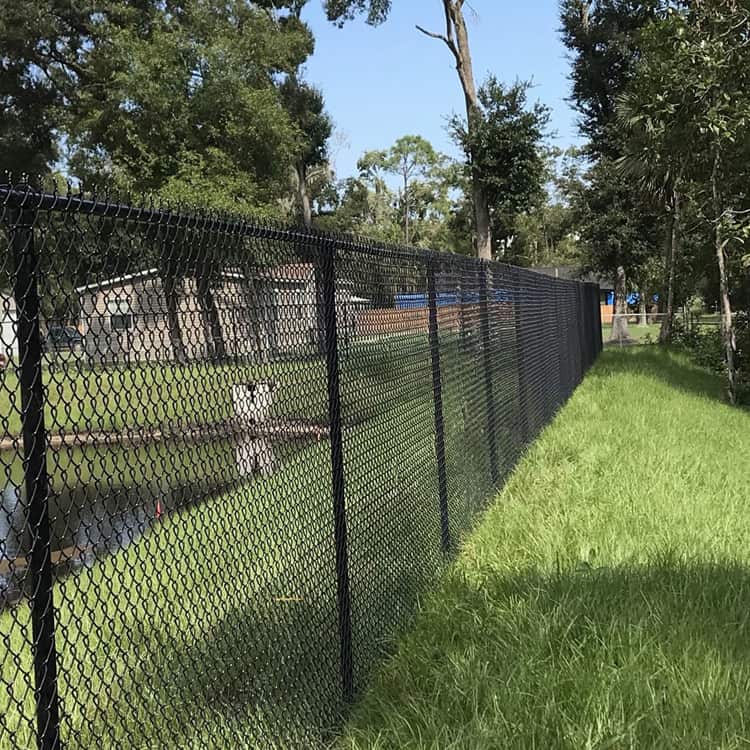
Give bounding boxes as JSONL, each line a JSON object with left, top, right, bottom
{"left": 395, "top": 290, "right": 515, "bottom": 309}
{"left": 606, "top": 292, "right": 661, "bottom": 306}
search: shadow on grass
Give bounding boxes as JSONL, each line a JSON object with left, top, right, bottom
{"left": 343, "top": 556, "right": 750, "bottom": 748}
{"left": 593, "top": 346, "right": 736, "bottom": 406}
{"left": 117, "top": 539, "right": 449, "bottom": 750}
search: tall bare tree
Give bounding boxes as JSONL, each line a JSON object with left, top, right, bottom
{"left": 325, "top": 0, "right": 493, "bottom": 259}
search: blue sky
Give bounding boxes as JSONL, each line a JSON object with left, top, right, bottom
{"left": 301, "top": 1, "right": 581, "bottom": 180}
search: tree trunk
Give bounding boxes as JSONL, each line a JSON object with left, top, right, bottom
{"left": 159, "top": 228, "right": 187, "bottom": 363}
{"left": 196, "top": 269, "right": 226, "bottom": 363}
{"left": 404, "top": 175, "right": 410, "bottom": 244}
{"left": 609, "top": 266, "right": 630, "bottom": 343}
{"left": 711, "top": 151, "right": 737, "bottom": 404}
{"left": 424, "top": 1, "right": 493, "bottom": 260}
{"left": 659, "top": 189, "right": 680, "bottom": 344}
{"left": 471, "top": 171, "right": 492, "bottom": 260}
{"left": 294, "top": 165, "right": 326, "bottom": 355}
{"left": 296, "top": 163, "right": 312, "bottom": 230}
{"left": 163, "top": 268, "right": 187, "bottom": 363}
{"left": 638, "top": 287, "right": 648, "bottom": 327}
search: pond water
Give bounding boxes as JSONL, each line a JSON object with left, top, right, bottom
{"left": 1, "top": 480, "right": 155, "bottom": 605}
{"left": 0, "top": 432, "right": 299, "bottom": 609}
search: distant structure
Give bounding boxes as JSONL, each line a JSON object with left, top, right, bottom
{"left": 533, "top": 266, "right": 615, "bottom": 323}
{"left": 76, "top": 264, "right": 364, "bottom": 365}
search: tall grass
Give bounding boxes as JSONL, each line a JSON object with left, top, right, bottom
{"left": 340, "top": 347, "right": 750, "bottom": 750}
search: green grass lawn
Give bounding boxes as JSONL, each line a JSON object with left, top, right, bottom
{"left": 0, "top": 336, "right": 432, "bottom": 438}
{"left": 602, "top": 322, "right": 661, "bottom": 343}
{"left": 0, "top": 357, "right": 329, "bottom": 437}
{"left": 339, "top": 346, "right": 750, "bottom": 750}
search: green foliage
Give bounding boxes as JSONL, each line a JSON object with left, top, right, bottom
{"left": 614, "top": 0, "right": 750, "bottom": 386}
{"left": 560, "top": 0, "right": 662, "bottom": 160}
{"left": 513, "top": 204, "right": 579, "bottom": 267}
{"left": 511, "top": 149, "right": 582, "bottom": 267}
{"left": 324, "top": 0, "right": 391, "bottom": 25}
{"left": 280, "top": 77, "right": 332, "bottom": 174}
{"left": 0, "top": 0, "right": 97, "bottom": 176}
{"left": 565, "top": 155, "right": 660, "bottom": 277}
{"left": 324, "top": 134, "right": 465, "bottom": 250}
{"left": 560, "top": 0, "right": 666, "bottom": 303}
{"left": 450, "top": 77, "right": 550, "bottom": 255}
{"left": 0, "top": 1, "right": 323, "bottom": 216}
{"left": 673, "top": 314, "right": 750, "bottom": 402}
{"left": 69, "top": 2, "right": 313, "bottom": 213}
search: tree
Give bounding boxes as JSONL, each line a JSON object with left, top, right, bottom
{"left": 2, "top": 1, "right": 335, "bottom": 364}
{"left": 450, "top": 77, "right": 550, "bottom": 258}
{"left": 325, "top": 0, "right": 494, "bottom": 259}
{"left": 329, "top": 138, "right": 460, "bottom": 249}
{"left": 560, "top": 0, "right": 662, "bottom": 160}
{"left": 280, "top": 76, "right": 333, "bottom": 228}
{"left": 356, "top": 150, "right": 395, "bottom": 231}
{"left": 560, "top": 0, "right": 665, "bottom": 343}
{"left": 69, "top": 2, "right": 313, "bottom": 210}
{"left": 378, "top": 135, "right": 441, "bottom": 244}
{"left": 617, "top": 2, "right": 750, "bottom": 402}
{"left": 615, "top": 16, "right": 696, "bottom": 345}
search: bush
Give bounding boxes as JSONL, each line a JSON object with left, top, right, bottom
{"left": 673, "top": 313, "right": 750, "bottom": 403}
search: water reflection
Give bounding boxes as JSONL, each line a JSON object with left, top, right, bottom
{"left": 1, "top": 482, "right": 160, "bottom": 608}
{"left": 0, "top": 424, "right": 307, "bottom": 609}
{"left": 0, "top": 482, "right": 24, "bottom": 561}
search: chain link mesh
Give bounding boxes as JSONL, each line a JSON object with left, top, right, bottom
{"left": 0, "top": 184, "right": 602, "bottom": 749}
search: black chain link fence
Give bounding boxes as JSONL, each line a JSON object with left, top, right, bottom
{"left": 0, "top": 184, "right": 602, "bottom": 750}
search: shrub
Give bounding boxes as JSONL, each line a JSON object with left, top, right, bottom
{"left": 674, "top": 313, "right": 750, "bottom": 403}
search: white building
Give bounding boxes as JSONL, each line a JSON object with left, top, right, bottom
{"left": 76, "top": 263, "right": 360, "bottom": 365}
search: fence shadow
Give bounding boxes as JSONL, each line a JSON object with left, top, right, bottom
{"left": 345, "top": 556, "right": 750, "bottom": 748}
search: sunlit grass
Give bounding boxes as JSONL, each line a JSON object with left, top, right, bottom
{"left": 602, "top": 322, "right": 661, "bottom": 343}
{"left": 339, "top": 347, "right": 750, "bottom": 750}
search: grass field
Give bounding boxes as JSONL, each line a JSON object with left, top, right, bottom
{"left": 602, "top": 322, "right": 661, "bottom": 343}
{"left": 1, "top": 356, "right": 330, "bottom": 437}
{"left": 339, "top": 347, "right": 750, "bottom": 750}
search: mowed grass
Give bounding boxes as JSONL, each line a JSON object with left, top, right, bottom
{"left": 0, "top": 358, "right": 328, "bottom": 437}
{"left": 0, "top": 337, "right": 427, "bottom": 437}
{"left": 602, "top": 322, "right": 661, "bottom": 343}
{"left": 339, "top": 347, "right": 750, "bottom": 750}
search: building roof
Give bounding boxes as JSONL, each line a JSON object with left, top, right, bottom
{"left": 76, "top": 269, "right": 159, "bottom": 294}
{"left": 532, "top": 265, "right": 614, "bottom": 291}
{"left": 75, "top": 263, "right": 317, "bottom": 294}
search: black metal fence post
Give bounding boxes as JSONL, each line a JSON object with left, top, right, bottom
{"left": 512, "top": 268, "right": 529, "bottom": 449}
{"left": 586, "top": 283, "right": 597, "bottom": 369}
{"left": 320, "top": 238, "right": 355, "bottom": 704}
{"left": 10, "top": 206, "right": 63, "bottom": 750}
{"left": 592, "top": 283, "right": 604, "bottom": 356}
{"left": 478, "top": 264, "right": 499, "bottom": 485}
{"left": 580, "top": 285, "right": 587, "bottom": 377}
{"left": 582, "top": 284, "right": 590, "bottom": 371}
{"left": 427, "top": 264, "right": 451, "bottom": 553}
{"left": 553, "top": 278, "right": 565, "bottom": 410}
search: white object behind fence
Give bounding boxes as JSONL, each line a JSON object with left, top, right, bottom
{"left": 233, "top": 382, "right": 278, "bottom": 476}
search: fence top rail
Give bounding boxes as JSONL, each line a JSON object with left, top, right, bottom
{"left": 0, "top": 183, "right": 592, "bottom": 287}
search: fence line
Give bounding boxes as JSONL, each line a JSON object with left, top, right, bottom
{"left": 0, "top": 184, "right": 601, "bottom": 749}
